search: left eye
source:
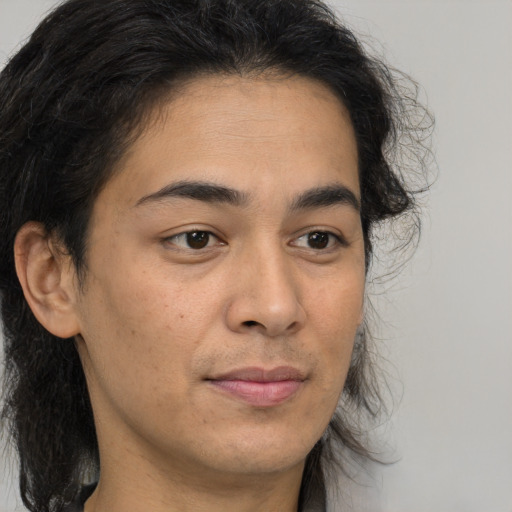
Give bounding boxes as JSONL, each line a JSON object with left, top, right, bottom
{"left": 292, "top": 231, "right": 342, "bottom": 250}
{"left": 166, "top": 230, "right": 220, "bottom": 250}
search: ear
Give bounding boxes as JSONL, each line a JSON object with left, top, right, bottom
{"left": 14, "top": 222, "right": 81, "bottom": 338}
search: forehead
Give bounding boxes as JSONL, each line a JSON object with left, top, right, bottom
{"left": 102, "top": 73, "right": 359, "bottom": 209}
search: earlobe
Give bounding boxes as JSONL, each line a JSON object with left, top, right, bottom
{"left": 14, "top": 222, "right": 81, "bottom": 339}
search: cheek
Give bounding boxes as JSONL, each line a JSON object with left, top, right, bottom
{"left": 78, "top": 272, "right": 192, "bottom": 385}
{"left": 76, "top": 277, "right": 211, "bottom": 439}
{"left": 311, "top": 272, "right": 364, "bottom": 335}
{"left": 306, "top": 272, "right": 364, "bottom": 384}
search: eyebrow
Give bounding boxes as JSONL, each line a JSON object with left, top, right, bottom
{"left": 135, "top": 180, "right": 360, "bottom": 212}
{"left": 135, "top": 180, "right": 248, "bottom": 207}
{"left": 290, "top": 184, "right": 360, "bottom": 212}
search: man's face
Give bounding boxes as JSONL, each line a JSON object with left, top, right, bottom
{"left": 73, "top": 74, "right": 365, "bottom": 481}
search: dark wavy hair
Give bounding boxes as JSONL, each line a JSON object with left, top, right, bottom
{"left": 0, "top": 1, "right": 431, "bottom": 511}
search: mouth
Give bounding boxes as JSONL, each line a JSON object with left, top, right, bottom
{"left": 206, "top": 366, "right": 306, "bottom": 407}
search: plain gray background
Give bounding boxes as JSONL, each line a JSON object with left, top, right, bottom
{"left": 1, "top": 1, "right": 511, "bottom": 511}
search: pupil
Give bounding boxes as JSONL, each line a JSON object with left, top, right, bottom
{"left": 186, "top": 231, "right": 209, "bottom": 249}
{"left": 308, "top": 232, "right": 329, "bottom": 249}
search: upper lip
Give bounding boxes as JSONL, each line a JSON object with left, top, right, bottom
{"left": 209, "top": 366, "right": 306, "bottom": 382}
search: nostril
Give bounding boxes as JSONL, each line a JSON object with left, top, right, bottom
{"left": 243, "top": 320, "right": 260, "bottom": 327}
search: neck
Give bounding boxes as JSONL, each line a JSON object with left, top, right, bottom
{"left": 84, "top": 456, "right": 304, "bottom": 512}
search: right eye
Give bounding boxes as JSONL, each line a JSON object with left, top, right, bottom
{"left": 164, "top": 230, "right": 222, "bottom": 250}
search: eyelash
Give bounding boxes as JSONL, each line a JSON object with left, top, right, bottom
{"left": 163, "top": 229, "right": 347, "bottom": 252}
{"left": 290, "top": 231, "right": 347, "bottom": 251}
{"left": 164, "top": 231, "right": 224, "bottom": 251}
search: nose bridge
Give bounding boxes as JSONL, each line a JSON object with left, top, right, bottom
{"left": 253, "top": 243, "right": 297, "bottom": 309}
{"left": 226, "top": 237, "right": 305, "bottom": 336}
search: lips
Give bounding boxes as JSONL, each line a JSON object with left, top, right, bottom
{"left": 207, "top": 366, "right": 306, "bottom": 407}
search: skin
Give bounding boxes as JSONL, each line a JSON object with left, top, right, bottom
{"left": 15, "top": 74, "right": 365, "bottom": 512}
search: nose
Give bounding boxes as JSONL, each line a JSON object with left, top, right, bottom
{"left": 225, "top": 247, "right": 306, "bottom": 337}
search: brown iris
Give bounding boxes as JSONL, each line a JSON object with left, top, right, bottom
{"left": 307, "top": 232, "right": 330, "bottom": 249}
{"left": 186, "top": 231, "right": 210, "bottom": 249}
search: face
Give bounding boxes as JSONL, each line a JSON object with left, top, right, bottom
{"left": 72, "top": 74, "right": 365, "bottom": 482}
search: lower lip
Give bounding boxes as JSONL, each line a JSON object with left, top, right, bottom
{"left": 209, "top": 379, "right": 303, "bottom": 407}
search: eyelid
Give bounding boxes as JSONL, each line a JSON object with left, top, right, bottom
{"left": 162, "top": 229, "right": 225, "bottom": 251}
{"left": 290, "top": 229, "right": 347, "bottom": 247}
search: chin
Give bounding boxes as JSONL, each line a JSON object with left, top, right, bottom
{"left": 191, "top": 423, "right": 321, "bottom": 476}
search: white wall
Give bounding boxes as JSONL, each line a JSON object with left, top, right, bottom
{"left": 1, "top": 1, "right": 511, "bottom": 511}
{"left": 333, "top": 2, "right": 512, "bottom": 511}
